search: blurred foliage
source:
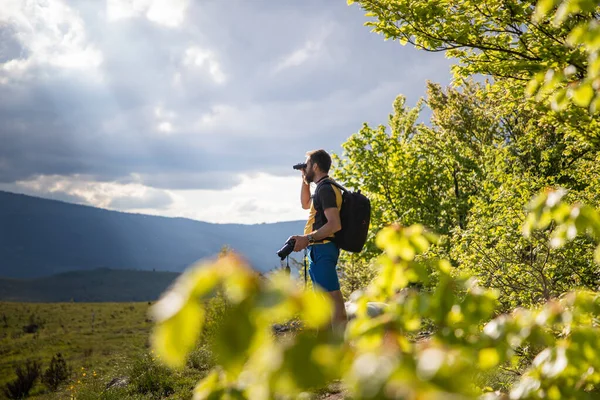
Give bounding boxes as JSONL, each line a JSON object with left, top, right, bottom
{"left": 151, "top": 189, "right": 600, "bottom": 398}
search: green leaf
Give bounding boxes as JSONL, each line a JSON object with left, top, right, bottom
{"left": 479, "top": 348, "right": 500, "bottom": 369}
{"left": 301, "top": 290, "right": 333, "bottom": 329}
{"left": 550, "top": 88, "right": 568, "bottom": 111}
{"left": 589, "top": 53, "right": 600, "bottom": 78}
{"left": 570, "top": 83, "right": 595, "bottom": 106}
{"left": 534, "top": 0, "right": 558, "bottom": 22}
{"left": 193, "top": 371, "right": 222, "bottom": 400}
{"left": 151, "top": 301, "right": 205, "bottom": 369}
{"left": 213, "top": 303, "right": 257, "bottom": 375}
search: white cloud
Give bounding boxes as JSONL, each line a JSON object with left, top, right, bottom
{"left": 166, "top": 173, "right": 309, "bottom": 224}
{"left": 274, "top": 40, "right": 322, "bottom": 72}
{"left": 1, "top": 173, "right": 308, "bottom": 224}
{"left": 182, "top": 46, "right": 226, "bottom": 84}
{"left": 154, "top": 105, "right": 176, "bottom": 133}
{"left": 146, "top": 0, "right": 188, "bottom": 28}
{"left": 273, "top": 25, "right": 334, "bottom": 73}
{"left": 106, "top": 0, "right": 189, "bottom": 28}
{"left": 0, "top": 0, "right": 102, "bottom": 81}
{"left": 5, "top": 174, "right": 175, "bottom": 211}
{"left": 157, "top": 121, "right": 173, "bottom": 133}
{"left": 106, "top": 0, "right": 148, "bottom": 20}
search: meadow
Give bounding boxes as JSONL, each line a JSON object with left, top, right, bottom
{"left": 0, "top": 301, "right": 215, "bottom": 399}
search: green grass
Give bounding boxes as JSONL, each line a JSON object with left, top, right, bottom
{"left": 0, "top": 301, "right": 217, "bottom": 399}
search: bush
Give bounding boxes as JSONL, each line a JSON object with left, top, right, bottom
{"left": 22, "top": 314, "right": 44, "bottom": 334}
{"left": 338, "top": 254, "right": 378, "bottom": 299}
{"left": 128, "top": 352, "right": 175, "bottom": 398}
{"left": 41, "top": 353, "right": 70, "bottom": 391}
{"left": 187, "top": 345, "right": 215, "bottom": 372}
{"left": 3, "top": 360, "right": 42, "bottom": 399}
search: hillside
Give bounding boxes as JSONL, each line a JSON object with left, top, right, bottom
{"left": 0, "top": 190, "right": 305, "bottom": 278}
{"left": 0, "top": 268, "right": 181, "bottom": 302}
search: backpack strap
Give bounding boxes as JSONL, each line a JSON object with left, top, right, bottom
{"left": 315, "top": 178, "right": 349, "bottom": 195}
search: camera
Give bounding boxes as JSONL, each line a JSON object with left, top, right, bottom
{"left": 277, "top": 238, "right": 295, "bottom": 260}
{"left": 293, "top": 163, "right": 307, "bottom": 170}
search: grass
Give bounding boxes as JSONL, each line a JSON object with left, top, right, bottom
{"left": 0, "top": 296, "right": 354, "bottom": 399}
{"left": 0, "top": 301, "right": 217, "bottom": 399}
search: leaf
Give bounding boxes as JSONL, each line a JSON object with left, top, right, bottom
{"left": 151, "top": 302, "right": 205, "bottom": 369}
{"left": 213, "top": 302, "right": 257, "bottom": 374}
{"left": 534, "top": 0, "right": 558, "bottom": 22}
{"left": 193, "top": 371, "right": 222, "bottom": 400}
{"left": 550, "top": 88, "right": 568, "bottom": 111}
{"left": 301, "top": 290, "right": 333, "bottom": 329}
{"left": 479, "top": 348, "right": 500, "bottom": 370}
{"left": 570, "top": 83, "right": 595, "bottom": 107}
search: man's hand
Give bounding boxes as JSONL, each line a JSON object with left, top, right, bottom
{"left": 290, "top": 235, "right": 309, "bottom": 252}
{"left": 301, "top": 168, "right": 309, "bottom": 185}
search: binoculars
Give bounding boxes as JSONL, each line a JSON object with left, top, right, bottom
{"left": 292, "top": 163, "right": 307, "bottom": 170}
{"left": 277, "top": 238, "right": 295, "bottom": 260}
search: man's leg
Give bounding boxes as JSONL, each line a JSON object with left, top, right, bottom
{"left": 327, "top": 289, "right": 347, "bottom": 331}
{"left": 308, "top": 243, "right": 347, "bottom": 331}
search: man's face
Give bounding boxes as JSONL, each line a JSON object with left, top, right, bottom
{"left": 304, "top": 157, "right": 316, "bottom": 183}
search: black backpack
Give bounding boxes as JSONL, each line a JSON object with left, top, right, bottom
{"left": 316, "top": 179, "right": 371, "bottom": 253}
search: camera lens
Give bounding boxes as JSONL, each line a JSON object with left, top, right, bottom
{"left": 277, "top": 238, "right": 295, "bottom": 260}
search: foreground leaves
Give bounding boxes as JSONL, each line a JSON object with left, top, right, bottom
{"left": 151, "top": 190, "right": 600, "bottom": 398}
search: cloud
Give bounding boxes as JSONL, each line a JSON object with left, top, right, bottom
{"left": 106, "top": 0, "right": 189, "bottom": 28}
{"left": 1, "top": 174, "right": 174, "bottom": 211}
{"left": 0, "top": 0, "right": 453, "bottom": 223}
{"left": 182, "top": 46, "right": 226, "bottom": 84}
{"left": 108, "top": 189, "right": 173, "bottom": 210}
{"left": 0, "top": 0, "right": 102, "bottom": 84}
{"left": 0, "top": 172, "right": 306, "bottom": 224}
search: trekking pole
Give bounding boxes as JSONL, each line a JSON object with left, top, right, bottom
{"left": 304, "top": 248, "right": 308, "bottom": 288}
{"left": 285, "top": 256, "right": 290, "bottom": 275}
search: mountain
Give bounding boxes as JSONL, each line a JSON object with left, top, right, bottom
{"left": 0, "top": 190, "right": 305, "bottom": 279}
{"left": 0, "top": 268, "right": 180, "bottom": 302}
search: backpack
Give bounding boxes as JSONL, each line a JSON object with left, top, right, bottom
{"left": 316, "top": 179, "right": 371, "bottom": 253}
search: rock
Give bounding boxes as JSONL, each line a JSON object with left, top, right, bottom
{"left": 345, "top": 301, "right": 388, "bottom": 320}
{"left": 106, "top": 376, "right": 129, "bottom": 389}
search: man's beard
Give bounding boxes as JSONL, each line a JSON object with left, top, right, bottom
{"left": 305, "top": 170, "right": 315, "bottom": 183}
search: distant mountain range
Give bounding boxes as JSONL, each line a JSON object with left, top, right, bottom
{"left": 0, "top": 268, "right": 180, "bottom": 302}
{"left": 0, "top": 190, "right": 305, "bottom": 280}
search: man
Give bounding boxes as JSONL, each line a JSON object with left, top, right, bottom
{"left": 289, "top": 149, "right": 348, "bottom": 330}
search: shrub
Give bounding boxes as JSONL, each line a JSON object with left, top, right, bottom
{"left": 41, "top": 353, "right": 70, "bottom": 391}
{"left": 22, "top": 314, "right": 44, "bottom": 334}
{"left": 187, "top": 346, "right": 214, "bottom": 372}
{"left": 3, "top": 360, "right": 41, "bottom": 399}
{"left": 128, "top": 352, "right": 175, "bottom": 398}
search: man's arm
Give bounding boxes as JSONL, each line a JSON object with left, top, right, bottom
{"left": 292, "top": 207, "right": 341, "bottom": 251}
{"left": 309, "top": 207, "right": 341, "bottom": 240}
{"left": 301, "top": 179, "right": 311, "bottom": 210}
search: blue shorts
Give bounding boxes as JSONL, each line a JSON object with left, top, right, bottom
{"left": 308, "top": 241, "right": 340, "bottom": 292}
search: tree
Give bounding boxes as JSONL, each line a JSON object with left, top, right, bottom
{"left": 41, "top": 353, "right": 70, "bottom": 391}
{"left": 334, "top": 80, "right": 600, "bottom": 308}
{"left": 347, "top": 0, "right": 600, "bottom": 145}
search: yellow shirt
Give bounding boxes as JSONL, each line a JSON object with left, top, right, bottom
{"left": 303, "top": 180, "right": 343, "bottom": 244}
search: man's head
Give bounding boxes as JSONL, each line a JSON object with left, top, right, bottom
{"left": 304, "top": 149, "right": 332, "bottom": 183}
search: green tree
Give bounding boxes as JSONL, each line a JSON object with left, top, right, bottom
{"left": 347, "top": 0, "right": 600, "bottom": 145}
{"left": 335, "top": 80, "right": 600, "bottom": 308}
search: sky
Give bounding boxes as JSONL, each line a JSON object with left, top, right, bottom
{"left": 0, "top": 0, "right": 453, "bottom": 224}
